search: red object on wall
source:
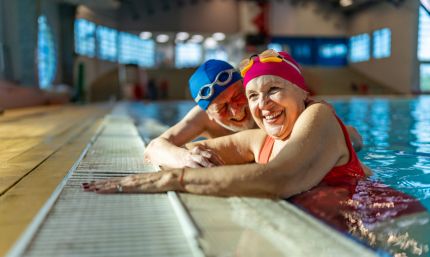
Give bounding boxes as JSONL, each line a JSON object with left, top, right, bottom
{"left": 252, "top": 1, "right": 270, "bottom": 37}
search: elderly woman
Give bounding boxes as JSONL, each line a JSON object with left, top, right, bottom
{"left": 84, "top": 50, "right": 369, "bottom": 198}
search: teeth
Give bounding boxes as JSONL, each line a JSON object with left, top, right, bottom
{"left": 264, "top": 111, "right": 282, "bottom": 120}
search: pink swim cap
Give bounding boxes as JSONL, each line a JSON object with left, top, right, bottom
{"left": 242, "top": 51, "right": 308, "bottom": 92}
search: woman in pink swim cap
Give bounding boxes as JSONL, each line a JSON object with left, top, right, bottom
{"left": 85, "top": 49, "right": 370, "bottom": 197}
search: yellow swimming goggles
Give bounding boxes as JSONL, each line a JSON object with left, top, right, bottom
{"left": 239, "top": 49, "right": 296, "bottom": 77}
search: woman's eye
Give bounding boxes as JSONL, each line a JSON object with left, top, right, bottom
{"left": 269, "top": 87, "right": 280, "bottom": 94}
{"left": 217, "top": 105, "right": 227, "bottom": 113}
{"left": 247, "top": 93, "right": 257, "bottom": 100}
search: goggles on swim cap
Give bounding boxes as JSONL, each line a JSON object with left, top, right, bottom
{"left": 194, "top": 68, "right": 236, "bottom": 103}
{"left": 239, "top": 49, "right": 308, "bottom": 91}
{"left": 189, "top": 59, "right": 242, "bottom": 110}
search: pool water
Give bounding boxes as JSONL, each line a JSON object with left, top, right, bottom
{"left": 130, "top": 96, "right": 430, "bottom": 257}
{"left": 331, "top": 97, "right": 430, "bottom": 212}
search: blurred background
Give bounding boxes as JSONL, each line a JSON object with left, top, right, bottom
{"left": 0, "top": 0, "right": 429, "bottom": 109}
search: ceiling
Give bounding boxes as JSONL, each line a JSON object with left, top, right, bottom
{"left": 67, "top": 0, "right": 407, "bottom": 23}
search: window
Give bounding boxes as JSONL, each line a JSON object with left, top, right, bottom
{"left": 97, "top": 26, "right": 117, "bottom": 61}
{"left": 419, "top": 6, "right": 430, "bottom": 92}
{"left": 373, "top": 28, "right": 391, "bottom": 59}
{"left": 74, "top": 19, "right": 96, "bottom": 57}
{"left": 418, "top": 6, "right": 430, "bottom": 61}
{"left": 119, "top": 32, "right": 155, "bottom": 67}
{"left": 420, "top": 64, "right": 430, "bottom": 91}
{"left": 175, "top": 43, "right": 202, "bottom": 68}
{"left": 37, "top": 15, "right": 56, "bottom": 89}
{"left": 317, "top": 40, "right": 348, "bottom": 66}
{"left": 291, "top": 43, "right": 312, "bottom": 65}
{"left": 349, "top": 33, "right": 370, "bottom": 63}
{"left": 267, "top": 43, "right": 283, "bottom": 52}
{"left": 205, "top": 47, "right": 228, "bottom": 62}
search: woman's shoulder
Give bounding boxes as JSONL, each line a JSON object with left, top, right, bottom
{"left": 302, "top": 102, "right": 336, "bottom": 121}
{"left": 232, "top": 128, "right": 268, "bottom": 156}
{"left": 292, "top": 102, "right": 341, "bottom": 140}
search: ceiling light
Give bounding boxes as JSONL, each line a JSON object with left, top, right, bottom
{"left": 189, "top": 34, "right": 204, "bottom": 43}
{"left": 339, "top": 0, "right": 353, "bottom": 7}
{"left": 139, "top": 31, "right": 152, "bottom": 39}
{"left": 212, "top": 32, "right": 226, "bottom": 41}
{"left": 156, "top": 34, "right": 169, "bottom": 43}
{"left": 176, "top": 32, "right": 190, "bottom": 41}
{"left": 204, "top": 37, "right": 217, "bottom": 48}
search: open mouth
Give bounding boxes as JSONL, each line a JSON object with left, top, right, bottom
{"left": 263, "top": 111, "right": 283, "bottom": 123}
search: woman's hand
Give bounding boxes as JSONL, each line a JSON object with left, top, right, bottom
{"left": 182, "top": 145, "right": 225, "bottom": 168}
{"left": 346, "top": 126, "right": 363, "bottom": 152}
{"left": 82, "top": 170, "right": 183, "bottom": 194}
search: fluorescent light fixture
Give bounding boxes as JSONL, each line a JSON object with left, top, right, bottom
{"left": 189, "top": 34, "right": 204, "bottom": 43}
{"left": 204, "top": 37, "right": 217, "bottom": 48}
{"left": 340, "top": 0, "right": 353, "bottom": 7}
{"left": 156, "top": 34, "right": 169, "bottom": 43}
{"left": 212, "top": 32, "right": 225, "bottom": 41}
{"left": 139, "top": 31, "right": 152, "bottom": 39}
{"left": 176, "top": 32, "right": 190, "bottom": 41}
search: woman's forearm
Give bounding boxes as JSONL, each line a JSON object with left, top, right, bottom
{"left": 144, "top": 138, "right": 189, "bottom": 169}
{"left": 179, "top": 163, "right": 283, "bottom": 198}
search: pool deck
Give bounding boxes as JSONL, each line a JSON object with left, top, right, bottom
{"left": 0, "top": 103, "right": 378, "bottom": 257}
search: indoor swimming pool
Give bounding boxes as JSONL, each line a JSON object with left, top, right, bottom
{"left": 130, "top": 96, "right": 430, "bottom": 256}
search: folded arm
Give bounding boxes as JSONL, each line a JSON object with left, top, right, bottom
{"left": 144, "top": 106, "right": 219, "bottom": 169}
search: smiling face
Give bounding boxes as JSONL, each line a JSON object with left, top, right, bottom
{"left": 245, "top": 75, "right": 308, "bottom": 140}
{"left": 206, "top": 81, "right": 255, "bottom": 132}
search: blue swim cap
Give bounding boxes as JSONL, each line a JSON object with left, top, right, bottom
{"left": 189, "top": 59, "right": 242, "bottom": 110}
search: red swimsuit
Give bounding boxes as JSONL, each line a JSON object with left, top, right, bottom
{"left": 256, "top": 114, "right": 426, "bottom": 234}
{"left": 257, "top": 115, "right": 366, "bottom": 184}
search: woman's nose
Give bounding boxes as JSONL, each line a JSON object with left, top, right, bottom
{"left": 229, "top": 103, "right": 243, "bottom": 116}
{"left": 258, "top": 95, "right": 270, "bottom": 109}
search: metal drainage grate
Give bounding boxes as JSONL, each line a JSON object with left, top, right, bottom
{"left": 7, "top": 110, "right": 203, "bottom": 257}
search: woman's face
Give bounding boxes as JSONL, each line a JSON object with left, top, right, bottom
{"left": 245, "top": 75, "right": 307, "bottom": 140}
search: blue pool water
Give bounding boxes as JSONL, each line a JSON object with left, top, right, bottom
{"left": 331, "top": 96, "right": 430, "bottom": 212}
{"left": 130, "top": 96, "right": 430, "bottom": 256}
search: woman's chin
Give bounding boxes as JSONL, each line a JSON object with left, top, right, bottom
{"left": 265, "top": 126, "right": 291, "bottom": 140}
{"left": 265, "top": 127, "right": 282, "bottom": 138}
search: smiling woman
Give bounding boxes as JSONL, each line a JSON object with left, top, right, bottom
{"left": 84, "top": 50, "right": 369, "bottom": 198}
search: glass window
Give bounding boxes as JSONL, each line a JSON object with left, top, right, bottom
{"left": 267, "top": 43, "right": 283, "bottom": 52}
{"left": 37, "top": 15, "right": 56, "bottom": 89}
{"left": 319, "top": 44, "right": 347, "bottom": 58}
{"left": 205, "top": 46, "right": 228, "bottom": 62}
{"left": 97, "top": 26, "right": 117, "bottom": 61}
{"left": 175, "top": 43, "right": 202, "bottom": 68}
{"left": 74, "top": 19, "right": 96, "bottom": 57}
{"left": 119, "top": 32, "right": 155, "bottom": 67}
{"left": 317, "top": 41, "right": 348, "bottom": 66}
{"left": 373, "top": 28, "right": 391, "bottom": 59}
{"left": 420, "top": 64, "right": 430, "bottom": 91}
{"left": 418, "top": 6, "right": 430, "bottom": 61}
{"left": 292, "top": 44, "right": 312, "bottom": 63}
{"left": 349, "top": 33, "right": 370, "bottom": 63}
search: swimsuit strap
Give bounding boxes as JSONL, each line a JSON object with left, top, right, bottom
{"left": 257, "top": 136, "right": 275, "bottom": 164}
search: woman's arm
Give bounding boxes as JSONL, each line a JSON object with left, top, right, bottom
{"left": 179, "top": 104, "right": 349, "bottom": 197}
{"left": 86, "top": 104, "right": 349, "bottom": 198}
{"left": 144, "top": 106, "right": 215, "bottom": 168}
{"left": 184, "top": 128, "right": 265, "bottom": 165}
